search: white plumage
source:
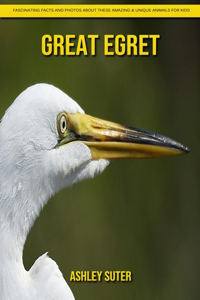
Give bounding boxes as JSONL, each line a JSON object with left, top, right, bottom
{"left": 0, "top": 84, "right": 109, "bottom": 300}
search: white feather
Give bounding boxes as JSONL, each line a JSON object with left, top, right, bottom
{"left": 0, "top": 84, "right": 109, "bottom": 300}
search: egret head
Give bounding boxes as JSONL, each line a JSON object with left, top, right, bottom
{"left": 0, "top": 83, "right": 189, "bottom": 203}
{"left": 0, "top": 83, "right": 190, "bottom": 241}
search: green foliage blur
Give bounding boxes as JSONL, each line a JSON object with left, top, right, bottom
{"left": 0, "top": 3, "right": 199, "bottom": 300}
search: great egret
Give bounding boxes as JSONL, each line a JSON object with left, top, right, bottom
{"left": 0, "top": 84, "right": 189, "bottom": 300}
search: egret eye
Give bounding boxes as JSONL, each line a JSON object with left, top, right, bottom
{"left": 59, "top": 115, "right": 67, "bottom": 134}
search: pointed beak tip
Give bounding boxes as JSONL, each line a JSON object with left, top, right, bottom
{"left": 184, "top": 146, "right": 190, "bottom": 154}
{"left": 173, "top": 143, "right": 190, "bottom": 156}
{"left": 175, "top": 144, "right": 190, "bottom": 156}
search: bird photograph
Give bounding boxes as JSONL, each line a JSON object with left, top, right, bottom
{"left": 0, "top": 83, "right": 189, "bottom": 299}
{"left": 0, "top": 4, "right": 199, "bottom": 300}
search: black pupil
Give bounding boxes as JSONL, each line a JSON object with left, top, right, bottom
{"left": 62, "top": 120, "right": 66, "bottom": 129}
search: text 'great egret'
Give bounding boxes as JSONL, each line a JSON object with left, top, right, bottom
{"left": 0, "top": 84, "right": 189, "bottom": 300}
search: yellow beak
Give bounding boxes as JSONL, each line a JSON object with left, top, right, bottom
{"left": 58, "top": 113, "right": 189, "bottom": 160}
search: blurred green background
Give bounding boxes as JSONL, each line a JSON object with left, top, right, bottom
{"left": 0, "top": 2, "right": 199, "bottom": 300}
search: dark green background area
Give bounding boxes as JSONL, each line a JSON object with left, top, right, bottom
{"left": 0, "top": 6, "right": 199, "bottom": 300}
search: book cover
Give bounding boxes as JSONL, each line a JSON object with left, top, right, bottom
{"left": 0, "top": 3, "right": 198, "bottom": 300}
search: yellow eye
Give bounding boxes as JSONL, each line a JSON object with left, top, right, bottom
{"left": 60, "top": 115, "right": 67, "bottom": 133}
{"left": 59, "top": 114, "right": 67, "bottom": 134}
